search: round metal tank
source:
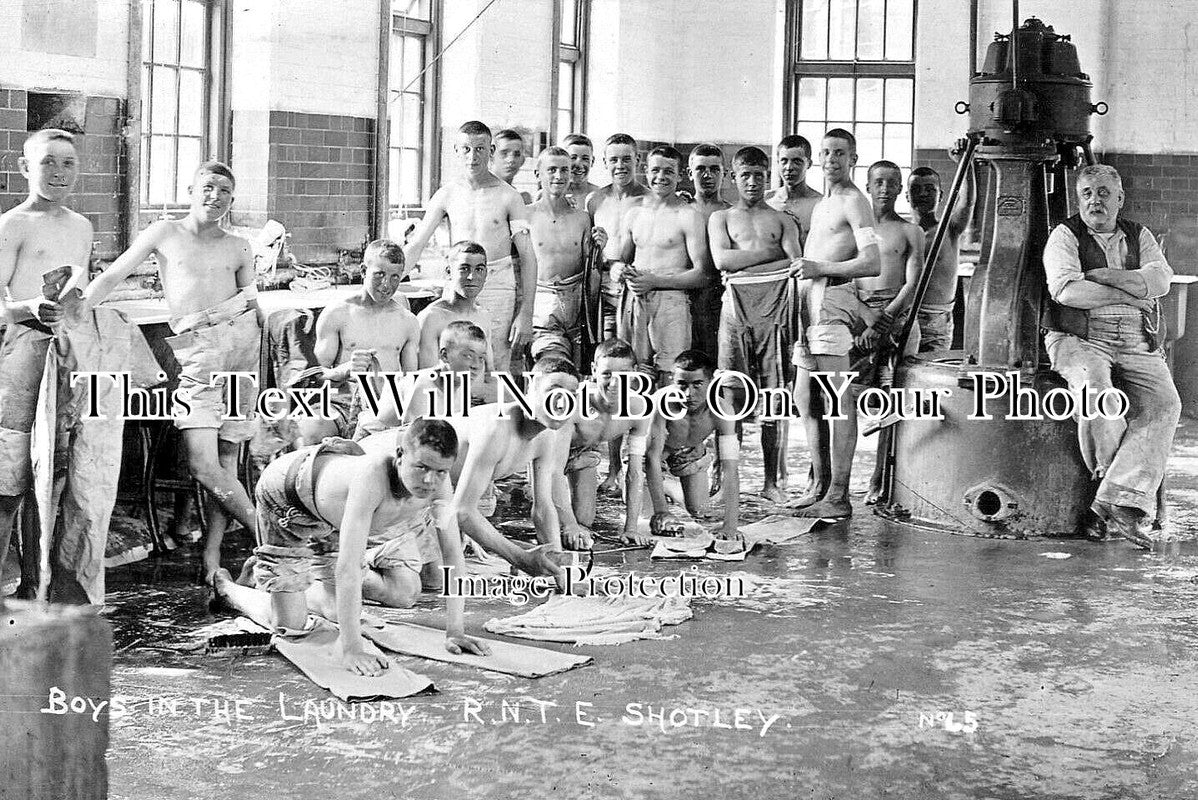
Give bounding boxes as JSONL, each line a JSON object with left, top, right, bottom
{"left": 969, "top": 17, "right": 1094, "bottom": 145}
{"left": 884, "top": 356, "right": 1095, "bottom": 538}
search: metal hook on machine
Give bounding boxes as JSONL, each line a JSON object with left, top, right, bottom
{"left": 955, "top": 101, "right": 971, "bottom": 115}
{"left": 1090, "top": 102, "right": 1108, "bottom": 116}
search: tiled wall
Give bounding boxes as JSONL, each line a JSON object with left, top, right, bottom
{"left": 0, "top": 89, "right": 125, "bottom": 260}
{"left": 266, "top": 110, "right": 374, "bottom": 265}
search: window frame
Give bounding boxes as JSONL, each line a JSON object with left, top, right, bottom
{"left": 550, "top": 0, "right": 590, "bottom": 142}
{"left": 377, "top": 0, "right": 443, "bottom": 230}
{"left": 132, "top": 0, "right": 230, "bottom": 223}
{"left": 784, "top": 0, "right": 918, "bottom": 194}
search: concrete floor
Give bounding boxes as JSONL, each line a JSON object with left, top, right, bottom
{"left": 103, "top": 417, "right": 1198, "bottom": 800}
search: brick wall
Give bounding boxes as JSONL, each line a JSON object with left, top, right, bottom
{"left": 266, "top": 110, "right": 374, "bottom": 265}
{"left": 0, "top": 88, "right": 126, "bottom": 260}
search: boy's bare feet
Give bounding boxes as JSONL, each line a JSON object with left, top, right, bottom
{"left": 598, "top": 472, "right": 623, "bottom": 497}
{"left": 790, "top": 497, "right": 852, "bottom": 520}
{"left": 783, "top": 483, "right": 827, "bottom": 509}
{"left": 235, "top": 556, "right": 257, "bottom": 586}
{"left": 760, "top": 485, "right": 787, "bottom": 503}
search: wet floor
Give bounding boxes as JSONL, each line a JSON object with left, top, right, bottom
{"left": 102, "top": 419, "right": 1198, "bottom": 800}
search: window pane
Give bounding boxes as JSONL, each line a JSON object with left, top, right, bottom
{"left": 856, "top": 0, "right": 885, "bottom": 60}
{"left": 403, "top": 34, "right": 423, "bottom": 86}
{"left": 796, "top": 77, "right": 826, "bottom": 121}
{"left": 828, "top": 0, "right": 856, "bottom": 59}
{"left": 400, "top": 149, "right": 421, "bottom": 205}
{"left": 800, "top": 0, "right": 828, "bottom": 60}
{"left": 151, "top": 0, "right": 179, "bottom": 63}
{"left": 402, "top": 93, "right": 422, "bottom": 143}
{"left": 388, "top": 34, "right": 405, "bottom": 88}
{"left": 151, "top": 66, "right": 178, "bottom": 134}
{"left": 178, "top": 69, "right": 204, "bottom": 136}
{"left": 857, "top": 78, "right": 883, "bottom": 121}
{"left": 856, "top": 122, "right": 884, "bottom": 167}
{"left": 147, "top": 136, "right": 174, "bottom": 206}
{"left": 558, "top": 61, "right": 575, "bottom": 114}
{"left": 883, "top": 123, "right": 912, "bottom": 166}
{"left": 392, "top": 0, "right": 430, "bottom": 20}
{"left": 560, "top": 0, "right": 577, "bottom": 46}
{"left": 176, "top": 137, "right": 202, "bottom": 202}
{"left": 797, "top": 122, "right": 826, "bottom": 152}
{"left": 557, "top": 109, "right": 573, "bottom": 141}
{"left": 884, "top": 78, "right": 914, "bottom": 122}
{"left": 885, "top": 0, "right": 915, "bottom": 61}
{"left": 826, "top": 77, "right": 853, "bottom": 121}
{"left": 388, "top": 149, "right": 401, "bottom": 206}
{"left": 139, "top": 137, "right": 150, "bottom": 204}
{"left": 179, "top": 0, "right": 205, "bottom": 67}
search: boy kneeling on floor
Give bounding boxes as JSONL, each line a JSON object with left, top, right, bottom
{"left": 215, "top": 419, "right": 489, "bottom": 676}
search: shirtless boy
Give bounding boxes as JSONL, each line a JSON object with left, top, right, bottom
{"left": 766, "top": 134, "right": 824, "bottom": 247}
{"left": 493, "top": 129, "right": 531, "bottom": 203}
{"left": 0, "top": 129, "right": 93, "bottom": 599}
{"left": 415, "top": 240, "right": 492, "bottom": 369}
{"left": 615, "top": 145, "right": 715, "bottom": 384}
{"left": 84, "top": 160, "right": 262, "bottom": 584}
{"left": 857, "top": 160, "right": 925, "bottom": 502}
{"left": 587, "top": 133, "right": 649, "bottom": 341}
{"left": 562, "top": 133, "right": 600, "bottom": 207}
{"left": 787, "top": 129, "right": 881, "bottom": 519}
{"left": 404, "top": 121, "right": 537, "bottom": 375}
{"left": 360, "top": 355, "right": 579, "bottom": 566}
{"left": 527, "top": 146, "right": 607, "bottom": 362}
{"left": 586, "top": 133, "right": 648, "bottom": 494}
{"left": 708, "top": 146, "right": 804, "bottom": 503}
{"left": 555, "top": 338, "right": 654, "bottom": 544}
{"left": 686, "top": 143, "right": 732, "bottom": 360}
{"left": 627, "top": 350, "right": 741, "bottom": 541}
{"left": 298, "top": 239, "right": 418, "bottom": 444}
{"left": 908, "top": 140, "right": 976, "bottom": 352}
{"left": 214, "top": 419, "right": 489, "bottom": 676}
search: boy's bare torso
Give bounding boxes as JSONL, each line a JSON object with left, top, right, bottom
{"left": 589, "top": 185, "right": 647, "bottom": 262}
{"left": 629, "top": 199, "right": 696, "bottom": 278}
{"left": 0, "top": 204, "right": 92, "bottom": 301}
{"left": 442, "top": 178, "right": 524, "bottom": 264}
{"left": 921, "top": 223, "right": 964, "bottom": 306}
{"left": 154, "top": 220, "right": 251, "bottom": 316}
{"left": 416, "top": 302, "right": 491, "bottom": 368}
{"left": 662, "top": 406, "right": 716, "bottom": 453}
{"left": 327, "top": 297, "right": 418, "bottom": 372}
{"left": 722, "top": 205, "right": 791, "bottom": 276}
{"left": 571, "top": 381, "right": 649, "bottom": 447}
{"left": 310, "top": 452, "right": 437, "bottom": 533}
{"left": 528, "top": 202, "right": 590, "bottom": 283}
{"left": 858, "top": 215, "right": 921, "bottom": 295}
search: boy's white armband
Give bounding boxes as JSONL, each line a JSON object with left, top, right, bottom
{"left": 854, "top": 227, "right": 879, "bottom": 250}
{"left": 627, "top": 434, "right": 648, "bottom": 458}
{"left": 717, "top": 435, "right": 740, "bottom": 460}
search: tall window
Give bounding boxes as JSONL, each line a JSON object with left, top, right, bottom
{"left": 389, "top": 0, "right": 440, "bottom": 210}
{"left": 552, "top": 0, "right": 589, "bottom": 140}
{"left": 139, "top": 0, "right": 223, "bottom": 209}
{"left": 790, "top": 0, "right": 916, "bottom": 205}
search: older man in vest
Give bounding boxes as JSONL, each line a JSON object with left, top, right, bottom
{"left": 1041, "top": 164, "right": 1181, "bottom": 548}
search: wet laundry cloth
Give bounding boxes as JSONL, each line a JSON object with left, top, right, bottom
{"left": 740, "top": 515, "right": 821, "bottom": 549}
{"left": 484, "top": 595, "right": 692, "bottom": 646}
{"left": 29, "top": 306, "right": 163, "bottom": 604}
{"left": 364, "top": 621, "right": 592, "bottom": 677}
{"left": 273, "top": 626, "right": 434, "bottom": 701}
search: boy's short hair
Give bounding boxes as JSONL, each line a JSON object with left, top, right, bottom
{"left": 531, "top": 354, "right": 581, "bottom": 380}
{"left": 22, "top": 128, "right": 76, "bottom": 157}
{"left": 539, "top": 145, "right": 570, "bottom": 161}
{"left": 732, "top": 146, "right": 770, "bottom": 170}
{"left": 646, "top": 145, "right": 684, "bottom": 169}
{"left": 689, "top": 143, "right": 724, "bottom": 161}
{"left": 604, "top": 133, "right": 638, "bottom": 150}
{"left": 194, "top": 160, "right": 236, "bottom": 188}
{"left": 868, "top": 160, "right": 902, "bottom": 180}
{"left": 593, "top": 337, "right": 636, "bottom": 364}
{"left": 823, "top": 128, "right": 857, "bottom": 152}
{"left": 494, "top": 128, "right": 524, "bottom": 145}
{"left": 402, "top": 418, "right": 459, "bottom": 459}
{"left": 776, "top": 134, "right": 812, "bottom": 159}
{"left": 458, "top": 120, "right": 493, "bottom": 139}
{"left": 910, "top": 166, "right": 941, "bottom": 183}
{"left": 364, "top": 238, "right": 404, "bottom": 266}
{"left": 441, "top": 319, "right": 488, "bottom": 348}
{"left": 562, "top": 133, "right": 593, "bottom": 149}
{"left": 673, "top": 349, "right": 715, "bottom": 375}
{"left": 447, "top": 240, "right": 488, "bottom": 261}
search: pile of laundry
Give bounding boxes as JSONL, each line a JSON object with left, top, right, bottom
{"left": 485, "top": 595, "right": 692, "bottom": 646}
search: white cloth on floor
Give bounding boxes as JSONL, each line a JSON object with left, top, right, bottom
{"left": 484, "top": 595, "right": 692, "bottom": 646}
{"left": 741, "top": 515, "right": 820, "bottom": 549}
